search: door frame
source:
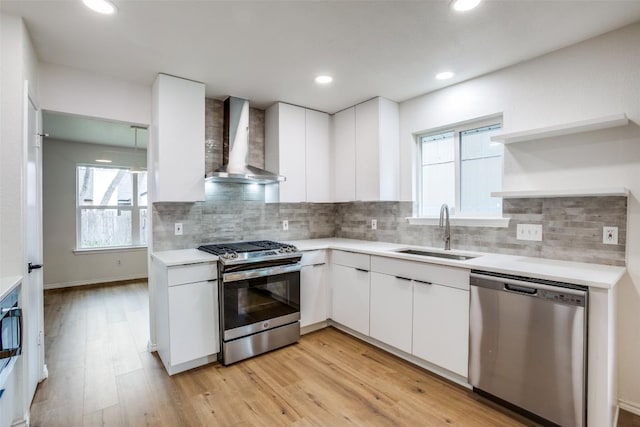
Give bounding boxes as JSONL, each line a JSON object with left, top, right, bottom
{"left": 23, "top": 79, "right": 46, "bottom": 409}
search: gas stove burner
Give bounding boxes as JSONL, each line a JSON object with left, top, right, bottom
{"left": 197, "top": 240, "right": 300, "bottom": 265}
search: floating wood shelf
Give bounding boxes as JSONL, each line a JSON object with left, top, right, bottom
{"left": 491, "top": 188, "right": 629, "bottom": 199}
{"left": 491, "top": 113, "right": 629, "bottom": 144}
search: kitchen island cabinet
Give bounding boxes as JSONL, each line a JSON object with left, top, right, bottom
{"left": 152, "top": 253, "right": 219, "bottom": 375}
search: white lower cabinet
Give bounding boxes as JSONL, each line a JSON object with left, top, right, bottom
{"left": 412, "top": 280, "right": 469, "bottom": 377}
{"left": 331, "top": 263, "right": 370, "bottom": 336}
{"left": 370, "top": 272, "right": 413, "bottom": 354}
{"left": 154, "top": 259, "right": 219, "bottom": 375}
{"left": 300, "top": 263, "right": 327, "bottom": 328}
{"left": 168, "top": 281, "right": 218, "bottom": 366}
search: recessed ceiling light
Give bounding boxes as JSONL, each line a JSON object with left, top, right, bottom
{"left": 315, "top": 75, "right": 333, "bottom": 84}
{"left": 436, "top": 71, "right": 455, "bottom": 80}
{"left": 452, "top": 0, "right": 481, "bottom": 12}
{"left": 95, "top": 159, "right": 112, "bottom": 163}
{"left": 83, "top": 0, "right": 117, "bottom": 15}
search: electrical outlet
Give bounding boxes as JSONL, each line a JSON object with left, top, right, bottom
{"left": 516, "top": 224, "right": 543, "bottom": 241}
{"left": 282, "top": 220, "right": 289, "bottom": 231}
{"left": 174, "top": 223, "right": 183, "bottom": 236}
{"left": 371, "top": 219, "right": 377, "bottom": 230}
{"left": 603, "top": 226, "right": 618, "bottom": 245}
{"left": 117, "top": 260, "right": 121, "bottom": 266}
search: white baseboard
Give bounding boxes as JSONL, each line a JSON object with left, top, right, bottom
{"left": 619, "top": 399, "right": 640, "bottom": 416}
{"left": 41, "top": 364, "right": 48, "bottom": 382}
{"left": 147, "top": 341, "right": 158, "bottom": 353}
{"left": 44, "top": 275, "right": 147, "bottom": 290}
{"left": 11, "top": 411, "right": 28, "bottom": 427}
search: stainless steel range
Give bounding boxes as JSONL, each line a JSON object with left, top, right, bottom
{"left": 198, "top": 240, "right": 301, "bottom": 365}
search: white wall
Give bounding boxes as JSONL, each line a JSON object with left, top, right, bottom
{"left": 42, "top": 139, "right": 148, "bottom": 289}
{"left": 0, "top": 13, "right": 40, "bottom": 426}
{"left": 400, "top": 22, "right": 640, "bottom": 409}
{"left": 39, "top": 62, "right": 151, "bottom": 126}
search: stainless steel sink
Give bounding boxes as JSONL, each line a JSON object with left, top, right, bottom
{"left": 395, "top": 249, "right": 478, "bottom": 261}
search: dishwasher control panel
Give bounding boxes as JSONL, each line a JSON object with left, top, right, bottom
{"left": 539, "top": 289, "right": 586, "bottom": 307}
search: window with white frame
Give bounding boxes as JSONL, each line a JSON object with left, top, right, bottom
{"left": 77, "top": 166, "right": 147, "bottom": 249}
{"left": 417, "top": 119, "right": 503, "bottom": 217}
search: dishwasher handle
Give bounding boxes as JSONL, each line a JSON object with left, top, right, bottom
{"left": 470, "top": 272, "right": 587, "bottom": 297}
{"left": 504, "top": 283, "right": 537, "bottom": 295}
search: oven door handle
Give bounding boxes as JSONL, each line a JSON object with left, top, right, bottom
{"left": 223, "top": 263, "right": 301, "bottom": 283}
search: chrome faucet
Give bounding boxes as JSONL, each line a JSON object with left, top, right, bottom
{"left": 439, "top": 204, "right": 451, "bottom": 251}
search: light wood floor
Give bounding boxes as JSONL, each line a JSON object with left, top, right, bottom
{"left": 30, "top": 281, "right": 637, "bottom": 426}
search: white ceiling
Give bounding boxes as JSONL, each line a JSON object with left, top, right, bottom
{"left": 3, "top": 1, "right": 640, "bottom": 114}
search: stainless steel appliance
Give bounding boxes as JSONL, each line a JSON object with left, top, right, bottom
{"left": 198, "top": 240, "right": 301, "bottom": 365}
{"left": 205, "top": 97, "right": 285, "bottom": 184}
{"left": 1, "top": 287, "right": 22, "bottom": 390}
{"left": 469, "top": 270, "right": 587, "bottom": 427}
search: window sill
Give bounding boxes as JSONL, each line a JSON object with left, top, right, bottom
{"left": 406, "top": 216, "right": 510, "bottom": 228}
{"left": 73, "top": 246, "right": 148, "bottom": 255}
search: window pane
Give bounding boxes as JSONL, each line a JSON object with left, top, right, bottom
{"left": 138, "top": 172, "right": 148, "bottom": 207}
{"left": 421, "top": 131, "right": 454, "bottom": 165}
{"left": 460, "top": 124, "right": 503, "bottom": 215}
{"left": 421, "top": 132, "right": 455, "bottom": 215}
{"left": 422, "top": 162, "right": 455, "bottom": 216}
{"left": 80, "top": 208, "right": 132, "bottom": 248}
{"left": 139, "top": 208, "right": 148, "bottom": 246}
{"left": 78, "top": 166, "right": 132, "bottom": 206}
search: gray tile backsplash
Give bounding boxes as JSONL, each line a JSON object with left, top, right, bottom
{"left": 152, "top": 183, "right": 336, "bottom": 251}
{"left": 333, "top": 197, "right": 626, "bottom": 266}
{"left": 153, "top": 192, "right": 626, "bottom": 266}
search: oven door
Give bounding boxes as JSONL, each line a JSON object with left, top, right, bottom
{"left": 221, "top": 264, "right": 300, "bottom": 341}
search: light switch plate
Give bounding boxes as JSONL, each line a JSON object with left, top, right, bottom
{"left": 516, "top": 224, "right": 542, "bottom": 241}
{"left": 174, "top": 223, "right": 183, "bottom": 236}
{"left": 282, "top": 220, "right": 289, "bottom": 231}
{"left": 603, "top": 226, "right": 618, "bottom": 245}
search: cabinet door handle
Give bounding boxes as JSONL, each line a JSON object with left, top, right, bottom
{"left": 355, "top": 268, "right": 369, "bottom": 273}
{"left": 395, "top": 276, "right": 412, "bottom": 281}
{"left": 414, "top": 279, "right": 432, "bottom": 286}
{"left": 311, "top": 263, "right": 326, "bottom": 267}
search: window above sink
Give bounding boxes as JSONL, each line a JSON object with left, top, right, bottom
{"left": 416, "top": 116, "right": 504, "bottom": 217}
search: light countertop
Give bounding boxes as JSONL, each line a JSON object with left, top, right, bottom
{"left": 151, "top": 249, "right": 218, "bottom": 267}
{"left": 151, "top": 238, "right": 625, "bottom": 289}
{"left": 0, "top": 276, "right": 22, "bottom": 301}
{"left": 285, "top": 238, "right": 626, "bottom": 289}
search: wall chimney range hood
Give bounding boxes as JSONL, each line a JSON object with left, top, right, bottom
{"left": 205, "top": 96, "right": 285, "bottom": 184}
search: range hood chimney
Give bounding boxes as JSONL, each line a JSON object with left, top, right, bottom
{"left": 205, "top": 96, "right": 285, "bottom": 184}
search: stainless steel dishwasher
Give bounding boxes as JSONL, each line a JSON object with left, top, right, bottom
{"left": 469, "top": 270, "right": 588, "bottom": 427}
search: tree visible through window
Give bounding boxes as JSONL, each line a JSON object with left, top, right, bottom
{"left": 77, "top": 166, "right": 147, "bottom": 249}
{"left": 418, "top": 120, "right": 503, "bottom": 216}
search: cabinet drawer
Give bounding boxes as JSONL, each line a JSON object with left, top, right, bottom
{"left": 168, "top": 262, "right": 217, "bottom": 286}
{"left": 371, "top": 256, "right": 469, "bottom": 291}
{"left": 332, "top": 250, "right": 370, "bottom": 271}
{"left": 301, "top": 250, "right": 327, "bottom": 267}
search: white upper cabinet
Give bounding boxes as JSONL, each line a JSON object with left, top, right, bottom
{"left": 305, "top": 109, "right": 332, "bottom": 202}
{"left": 265, "top": 102, "right": 330, "bottom": 203}
{"left": 333, "top": 97, "right": 400, "bottom": 202}
{"left": 332, "top": 107, "right": 357, "bottom": 202}
{"left": 151, "top": 74, "right": 205, "bottom": 202}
